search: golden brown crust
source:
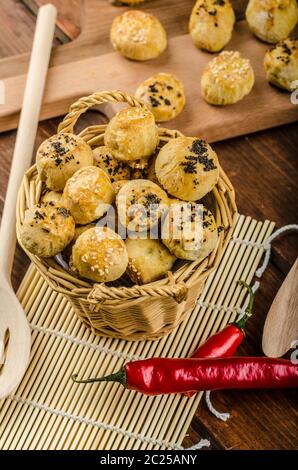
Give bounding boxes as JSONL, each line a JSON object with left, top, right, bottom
{"left": 135, "top": 73, "right": 185, "bottom": 122}
{"left": 246, "top": 0, "right": 298, "bottom": 43}
{"left": 189, "top": 0, "right": 235, "bottom": 52}
{"left": 110, "top": 10, "right": 167, "bottom": 61}
{"left": 264, "top": 38, "right": 298, "bottom": 91}
{"left": 36, "top": 133, "right": 93, "bottom": 191}
{"left": 155, "top": 137, "right": 219, "bottom": 201}
{"left": 71, "top": 226, "right": 128, "bottom": 282}
{"left": 116, "top": 179, "right": 169, "bottom": 232}
{"left": 201, "top": 51, "right": 255, "bottom": 105}
{"left": 93, "top": 146, "right": 131, "bottom": 182}
{"left": 20, "top": 201, "right": 75, "bottom": 258}
{"left": 161, "top": 202, "right": 218, "bottom": 261}
{"left": 104, "top": 106, "right": 159, "bottom": 164}
{"left": 125, "top": 237, "right": 176, "bottom": 284}
{"left": 63, "top": 166, "right": 115, "bottom": 225}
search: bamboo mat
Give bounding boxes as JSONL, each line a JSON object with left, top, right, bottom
{"left": 0, "top": 214, "right": 275, "bottom": 450}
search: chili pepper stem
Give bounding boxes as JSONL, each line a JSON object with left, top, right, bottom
{"left": 234, "top": 280, "right": 255, "bottom": 330}
{"left": 72, "top": 369, "right": 126, "bottom": 387}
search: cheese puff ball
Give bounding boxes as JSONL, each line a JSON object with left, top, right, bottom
{"left": 110, "top": 10, "right": 167, "bottom": 61}
{"left": 36, "top": 133, "right": 93, "bottom": 191}
{"left": 104, "top": 106, "right": 159, "bottom": 164}
{"left": 162, "top": 202, "right": 218, "bottom": 261}
{"left": 201, "top": 51, "right": 255, "bottom": 105}
{"left": 189, "top": 0, "right": 236, "bottom": 52}
{"left": 264, "top": 38, "right": 298, "bottom": 91}
{"left": 246, "top": 0, "right": 298, "bottom": 44}
{"left": 93, "top": 146, "right": 131, "bottom": 182}
{"left": 125, "top": 237, "right": 176, "bottom": 284}
{"left": 135, "top": 73, "right": 186, "bottom": 122}
{"left": 71, "top": 226, "right": 128, "bottom": 283}
{"left": 155, "top": 137, "right": 219, "bottom": 201}
{"left": 20, "top": 201, "right": 75, "bottom": 258}
{"left": 63, "top": 166, "right": 115, "bottom": 225}
{"left": 116, "top": 179, "right": 168, "bottom": 232}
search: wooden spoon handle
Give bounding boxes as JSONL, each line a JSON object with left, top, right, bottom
{"left": 262, "top": 258, "right": 298, "bottom": 358}
{"left": 0, "top": 4, "right": 57, "bottom": 279}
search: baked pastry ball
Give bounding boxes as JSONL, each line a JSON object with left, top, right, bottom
{"left": 189, "top": 0, "right": 235, "bottom": 52}
{"left": 71, "top": 226, "right": 128, "bottom": 283}
{"left": 155, "top": 137, "right": 219, "bottom": 201}
{"left": 162, "top": 202, "right": 218, "bottom": 261}
{"left": 116, "top": 179, "right": 168, "bottom": 232}
{"left": 93, "top": 146, "right": 131, "bottom": 182}
{"left": 135, "top": 73, "right": 186, "bottom": 122}
{"left": 104, "top": 106, "right": 159, "bottom": 164}
{"left": 264, "top": 38, "right": 298, "bottom": 91}
{"left": 201, "top": 51, "right": 255, "bottom": 105}
{"left": 125, "top": 237, "right": 176, "bottom": 284}
{"left": 36, "top": 133, "right": 93, "bottom": 191}
{"left": 63, "top": 166, "right": 115, "bottom": 225}
{"left": 246, "top": 0, "right": 298, "bottom": 44}
{"left": 110, "top": 10, "right": 167, "bottom": 61}
{"left": 20, "top": 201, "right": 75, "bottom": 258}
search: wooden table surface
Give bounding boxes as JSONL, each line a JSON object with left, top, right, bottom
{"left": 1, "top": 0, "right": 297, "bottom": 450}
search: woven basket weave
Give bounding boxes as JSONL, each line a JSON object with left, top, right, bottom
{"left": 16, "top": 91, "right": 237, "bottom": 341}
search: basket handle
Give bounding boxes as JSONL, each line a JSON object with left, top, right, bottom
{"left": 88, "top": 281, "right": 188, "bottom": 305}
{"left": 57, "top": 90, "right": 146, "bottom": 135}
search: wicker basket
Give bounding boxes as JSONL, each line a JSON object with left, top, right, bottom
{"left": 16, "top": 91, "right": 237, "bottom": 341}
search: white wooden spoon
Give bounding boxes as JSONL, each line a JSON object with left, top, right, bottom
{"left": 0, "top": 4, "right": 57, "bottom": 399}
{"left": 262, "top": 258, "right": 298, "bottom": 358}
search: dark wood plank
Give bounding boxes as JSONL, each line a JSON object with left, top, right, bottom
{"left": 22, "top": 0, "right": 82, "bottom": 41}
{"left": 25, "top": 0, "right": 248, "bottom": 42}
{"left": 0, "top": 0, "right": 37, "bottom": 58}
{"left": 0, "top": 0, "right": 297, "bottom": 451}
{"left": 0, "top": 0, "right": 248, "bottom": 79}
{"left": 213, "top": 124, "right": 298, "bottom": 275}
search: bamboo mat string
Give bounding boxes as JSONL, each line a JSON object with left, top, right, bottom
{"left": 205, "top": 224, "right": 298, "bottom": 422}
{"left": 29, "top": 324, "right": 143, "bottom": 362}
{"left": 8, "top": 395, "right": 210, "bottom": 451}
{"left": 256, "top": 224, "right": 298, "bottom": 278}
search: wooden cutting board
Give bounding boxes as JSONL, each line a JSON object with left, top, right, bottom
{"left": 1, "top": 0, "right": 297, "bottom": 141}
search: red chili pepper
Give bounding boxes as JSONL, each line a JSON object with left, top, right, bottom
{"left": 72, "top": 357, "right": 298, "bottom": 395}
{"left": 185, "top": 280, "right": 253, "bottom": 397}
